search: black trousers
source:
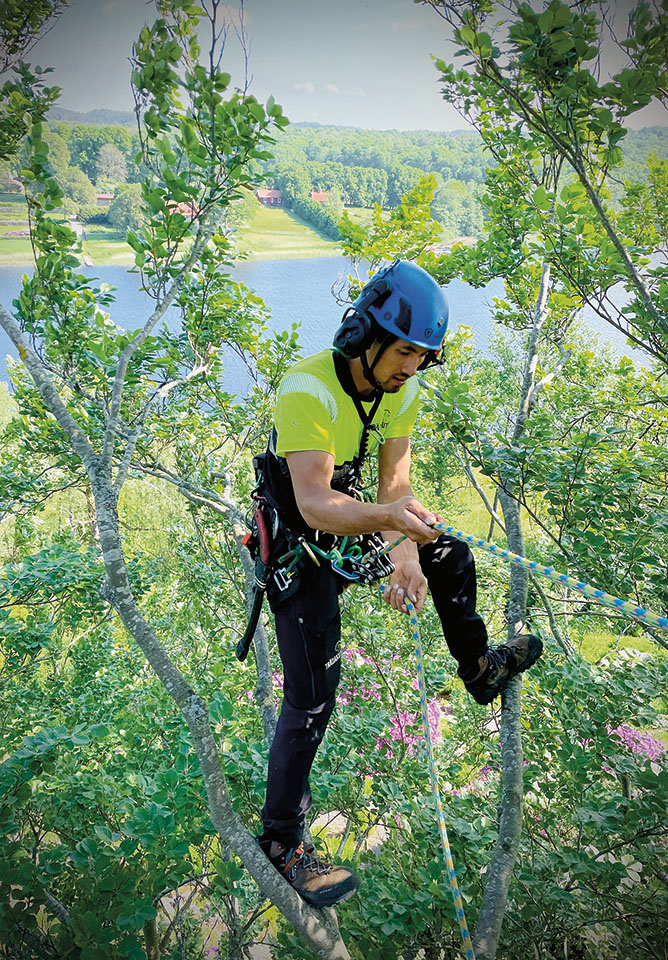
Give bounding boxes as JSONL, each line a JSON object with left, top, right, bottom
{"left": 260, "top": 535, "right": 489, "bottom": 847}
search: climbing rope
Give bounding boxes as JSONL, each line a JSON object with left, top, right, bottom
{"left": 382, "top": 523, "right": 668, "bottom": 634}
{"left": 405, "top": 594, "right": 476, "bottom": 960}
{"left": 380, "top": 584, "right": 475, "bottom": 956}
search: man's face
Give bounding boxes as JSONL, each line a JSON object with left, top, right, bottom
{"left": 368, "top": 338, "right": 430, "bottom": 393}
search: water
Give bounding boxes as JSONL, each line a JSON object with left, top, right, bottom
{"left": 0, "top": 257, "right": 644, "bottom": 392}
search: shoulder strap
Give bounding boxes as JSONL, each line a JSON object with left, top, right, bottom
{"left": 332, "top": 351, "right": 382, "bottom": 479}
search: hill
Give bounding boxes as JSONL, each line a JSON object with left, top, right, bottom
{"left": 47, "top": 106, "right": 136, "bottom": 126}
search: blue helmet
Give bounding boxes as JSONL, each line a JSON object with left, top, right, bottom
{"left": 333, "top": 260, "right": 449, "bottom": 361}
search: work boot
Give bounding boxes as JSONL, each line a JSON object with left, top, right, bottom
{"left": 259, "top": 838, "right": 359, "bottom": 907}
{"left": 461, "top": 634, "right": 543, "bottom": 705}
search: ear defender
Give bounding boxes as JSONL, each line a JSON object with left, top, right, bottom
{"left": 332, "top": 276, "right": 392, "bottom": 359}
{"left": 332, "top": 307, "right": 373, "bottom": 359}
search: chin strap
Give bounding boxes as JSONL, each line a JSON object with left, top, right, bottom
{"left": 360, "top": 352, "right": 382, "bottom": 393}
{"left": 360, "top": 332, "right": 394, "bottom": 392}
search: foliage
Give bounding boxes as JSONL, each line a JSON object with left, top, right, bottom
{"left": 107, "top": 182, "right": 144, "bottom": 232}
{"left": 77, "top": 202, "right": 111, "bottom": 226}
{"left": 432, "top": 178, "right": 485, "bottom": 240}
{"left": 0, "top": 2, "right": 65, "bottom": 163}
{"left": 53, "top": 122, "right": 140, "bottom": 182}
{"left": 285, "top": 194, "right": 340, "bottom": 240}
{"left": 429, "top": 0, "right": 668, "bottom": 363}
{"left": 96, "top": 142, "right": 128, "bottom": 184}
{"left": 339, "top": 175, "right": 442, "bottom": 285}
{"left": 58, "top": 164, "right": 96, "bottom": 207}
{"left": 0, "top": 0, "right": 67, "bottom": 70}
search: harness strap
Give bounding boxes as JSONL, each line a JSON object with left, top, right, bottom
{"left": 332, "top": 350, "right": 383, "bottom": 487}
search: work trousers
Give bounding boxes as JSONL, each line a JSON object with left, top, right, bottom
{"left": 260, "top": 534, "right": 488, "bottom": 848}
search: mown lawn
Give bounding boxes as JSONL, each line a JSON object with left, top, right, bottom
{"left": 0, "top": 201, "right": 31, "bottom": 260}
{"left": 81, "top": 224, "right": 134, "bottom": 265}
{"left": 0, "top": 237, "right": 33, "bottom": 262}
{"left": 343, "top": 205, "right": 376, "bottom": 226}
{"left": 234, "top": 203, "right": 341, "bottom": 259}
{"left": 0, "top": 205, "right": 344, "bottom": 264}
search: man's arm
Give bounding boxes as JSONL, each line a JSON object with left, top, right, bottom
{"left": 378, "top": 437, "right": 440, "bottom": 614}
{"left": 285, "top": 448, "right": 439, "bottom": 544}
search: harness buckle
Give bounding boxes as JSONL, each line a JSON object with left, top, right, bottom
{"left": 274, "top": 567, "right": 295, "bottom": 592}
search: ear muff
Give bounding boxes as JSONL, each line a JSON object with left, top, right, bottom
{"left": 332, "top": 308, "right": 373, "bottom": 359}
{"left": 333, "top": 277, "right": 393, "bottom": 359}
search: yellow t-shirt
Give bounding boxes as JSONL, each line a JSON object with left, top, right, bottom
{"left": 274, "top": 350, "right": 419, "bottom": 468}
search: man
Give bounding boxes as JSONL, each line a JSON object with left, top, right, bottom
{"left": 253, "top": 260, "right": 542, "bottom": 907}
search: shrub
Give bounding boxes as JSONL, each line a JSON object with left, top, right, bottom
{"left": 78, "top": 203, "right": 111, "bottom": 226}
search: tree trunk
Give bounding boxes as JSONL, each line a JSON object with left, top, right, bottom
{"left": 145, "top": 916, "right": 160, "bottom": 960}
{"left": 473, "top": 492, "right": 527, "bottom": 959}
{"left": 472, "top": 261, "right": 553, "bottom": 958}
{"left": 0, "top": 307, "right": 351, "bottom": 960}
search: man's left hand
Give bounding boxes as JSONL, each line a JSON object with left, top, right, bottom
{"left": 382, "top": 559, "right": 428, "bottom": 616}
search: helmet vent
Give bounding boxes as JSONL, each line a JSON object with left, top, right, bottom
{"left": 394, "top": 297, "right": 412, "bottom": 336}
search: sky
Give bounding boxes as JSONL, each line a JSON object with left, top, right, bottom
{"left": 30, "top": 0, "right": 666, "bottom": 132}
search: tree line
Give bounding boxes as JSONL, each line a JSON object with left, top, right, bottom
{"left": 2, "top": 110, "right": 667, "bottom": 245}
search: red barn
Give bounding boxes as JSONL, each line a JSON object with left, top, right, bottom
{"left": 256, "top": 188, "right": 283, "bottom": 207}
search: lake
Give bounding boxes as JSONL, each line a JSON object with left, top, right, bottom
{"left": 0, "top": 256, "right": 644, "bottom": 393}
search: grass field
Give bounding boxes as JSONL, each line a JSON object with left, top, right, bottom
{"left": 343, "top": 205, "right": 376, "bottom": 226}
{"left": 0, "top": 237, "right": 34, "bottom": 262}
{"left": 0, "top": 200, "right": 31, "bottom": 261}
{"left": 81, "top": 224, "right": 134, "bottom": 265}
{"left": 233, "top": 203, "right": 341, "bottom": 259}
{"left": 0, "top": 202, "right": 344, "bottom": 265}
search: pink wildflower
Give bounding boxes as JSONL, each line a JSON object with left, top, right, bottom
{"left": 387, "top": 698, "right": 442, "bottom": 756}
{"left": 607, "top": 724, "right": 664, "bottom": 763}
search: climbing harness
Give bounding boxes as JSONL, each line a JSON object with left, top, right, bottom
{"left": 236, "top": 458, "right": 395, "bottom": 662}
{"left": 381, "top": 523, "right": 668, "bottom": 634}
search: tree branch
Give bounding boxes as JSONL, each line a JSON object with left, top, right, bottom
{"left": 113, "top": 361, "right": 211, "bottom": 495}
{"left": 0, "top": 301, "right": 96, "bottom": 472}
{"left": 102, "top": 216, "right": 217, "bottom": 477}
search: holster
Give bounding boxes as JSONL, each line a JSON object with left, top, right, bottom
{"left": 236, "top": 490, "right": 273, "bottom": 662}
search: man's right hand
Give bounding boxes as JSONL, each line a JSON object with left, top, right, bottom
{"left": 386, "top": 496, "right": 442, "bottom": 544}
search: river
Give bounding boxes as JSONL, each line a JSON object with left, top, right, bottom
{"left": 0, "top": 256, "right": 643, "bottom": 393}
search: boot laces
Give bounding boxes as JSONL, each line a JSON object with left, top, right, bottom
{"left": 485, "top": 644, "right": 515, "bottom": 677}
{"left": 283, "top": 844, "right": 331, "bottom": 881}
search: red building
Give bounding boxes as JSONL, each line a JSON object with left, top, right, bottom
{"left": 310, "top": 190, "right": 328, "bottom": 203}
{"left": 256, "top": 188, "right": 283, "bottom": 207}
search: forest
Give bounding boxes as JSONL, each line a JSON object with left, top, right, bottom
{"left": 2, "top": 105, "right": 667, "bottom": 243}
{"left": 0, "top": 1, "right": 667, "bottom": 960}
